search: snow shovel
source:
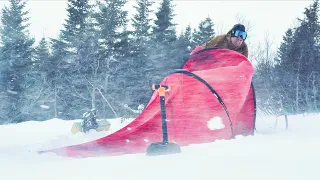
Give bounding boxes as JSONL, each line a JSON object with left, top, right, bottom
{"left": 146, "top": 84, "right": 181, "bottom": 156}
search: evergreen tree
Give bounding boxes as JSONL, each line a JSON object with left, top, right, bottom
{"left": 94, "top": 0, "right": 130, "bottom": 117}
{"left": 273, "top": 29, "right": 296, "bottom": 113}
{"left": 148, "top": 0, "right": 179, "bottom": 84}
{"left": 131, "top": 0, "right": 154, "bottom": 65}
{"left": 292, "top": 0, "right": 320, "bottom": 113}
{"left": 175, "top": 25, "right": 194, "bottom": 64}
{"left": 152, "top": 0, "right": 176, "bottom": 43}
{"left": 49, "top": 37, "right": 69, "bottom": 118}
{"left": 193, "top": 17, "right": 215, "bottom": 45}
{"left": 61, "top": 0, "right": 90, "bottom": 49}
{"left": 95, "top": 0, "right": 128, "bottom": 59}
{"left": 0, "top": 0, "right": 35, "bottom": 123}
{"left": 178, "top": 25, "right": 194, "bottom": 51}
{"left": 275, "top": 29, "right": 295, "bottom": 65}
{"left": 24, "top": 37, "right": 54, "bottom": 120}
{"left": 132, "top": 0, "right": 154, "bottom": 41}
{"left": 273, "top": 0, "right": 320, "bottom": 114}
{"left": 50, "top": 0, "right": 94, "bottom": 119}
{"left": 34, "top": 37, "right": 51, "bottom": 71}
{"left": 126, "top": 0, "right": 155, "bottom": 107}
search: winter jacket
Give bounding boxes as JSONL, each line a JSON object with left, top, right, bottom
{"left": 199, "top": 30, "right": 248, "bottom": 58}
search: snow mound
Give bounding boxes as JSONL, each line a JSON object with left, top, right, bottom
{"left": 207, "top": 116, "right": 225, "bottom": 130}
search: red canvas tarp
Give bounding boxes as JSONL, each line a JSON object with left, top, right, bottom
{"left": 41, "top": 48, "right": 256, "bottom": 158}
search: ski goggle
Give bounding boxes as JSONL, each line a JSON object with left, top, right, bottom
{"left": 232, "top": 30, "right": 247, "bottom": 40}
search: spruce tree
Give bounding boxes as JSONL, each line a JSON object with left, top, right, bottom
{"left": 292, "top": 0, "right": 320, "bottom": 112}
{"left": 193, "top": 17, "right": 215, "bottom": 45}
{"left": 132, "top": 0, "right": 154, "bottom": 41}
{"left": 152, "top": 0, "right": 176, "bottom": 43}
{"left": 176, "top": 25, "right": 194, "bottom": 63}
{"left": 179, "top": 25, "right": 194, "bottom": 51}
{"left": 126, "top": 0, "right": 155, "bottom": 108}
{"left": 34, "top": 38, "right": 51, "bottom": 71}
{"left": 61, "top": 0, "right": 90, "bottom": 48}
{"left": 95, "top": 0, "right": 128, "bottom": 58}
{"left": 274, "top": 0, "right": 320, "bottom": 113}
{"left": 149, "top": 0, "right": 179, "bottom": 84}
{"left": 50, "top": 0, "right": 94, "bottom": 119}
{"left": 94, "top": 0, "right": 130, "bottom": 117}
{"left": 0, "top": 0, "right": 35, "bottom": 123}
{"left": 25, "top": 37, "right": 54, "bottom": 120}
{"left": 273, "top": 29, "right": 296, "bottom": 113}
{"left": 49, "top": 38, "right": 69, "bottom": 118}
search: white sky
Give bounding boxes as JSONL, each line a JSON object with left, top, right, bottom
{"left": 0, "top": 0, "right": 314, "bottom": 53}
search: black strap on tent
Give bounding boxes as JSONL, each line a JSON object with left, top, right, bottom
{"left": 251, "top": 82, "right": 257, "bottom": 135}
{"left": 170, "top": 69, "right": 235, "bottom": 139}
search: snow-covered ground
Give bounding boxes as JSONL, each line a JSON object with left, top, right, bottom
{"left": 1, "top": 114, "right": 319, "bottom": 180}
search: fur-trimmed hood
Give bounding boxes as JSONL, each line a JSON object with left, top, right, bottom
{"left": 200, "top": 30, "right": 248, "bottom": 58}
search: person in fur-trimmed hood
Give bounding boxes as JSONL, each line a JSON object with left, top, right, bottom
{"left": 198, "top": 23, "right": 248, "bottom": 57}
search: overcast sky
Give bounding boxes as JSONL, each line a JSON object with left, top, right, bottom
{"left": 0, "top": 0, "right": 314, "bottom": 54}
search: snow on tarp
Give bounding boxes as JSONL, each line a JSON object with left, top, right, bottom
{"left": 40, "top": 48, "right": 256, "bottom": 158}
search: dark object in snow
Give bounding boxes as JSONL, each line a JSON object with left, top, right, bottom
{"left": 82, "top": 109, "right": 99, "bottom": 132}
{"left": 146, "top": 142, "right": 181, "bottom": 156}
{"left": 71, "top": 109, "right": 111, "bottom": 134}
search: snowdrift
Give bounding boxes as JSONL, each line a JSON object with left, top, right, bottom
{"left": 40, "top": 48, "right": 256, "bottom": 158}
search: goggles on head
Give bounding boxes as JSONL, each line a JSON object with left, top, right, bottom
{"left": 232, "top": 30, "right": 247, "bottom": 40}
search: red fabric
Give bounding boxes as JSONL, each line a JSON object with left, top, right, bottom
{"left": 189, "top": 45, "right": 203, "bottom": 55}
{"left": 43, "top": 49, "right": 255, "bottom": 158}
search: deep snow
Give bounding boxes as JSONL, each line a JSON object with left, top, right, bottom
{"left": 1, "top": 114, "right": 319, "bottom": 180}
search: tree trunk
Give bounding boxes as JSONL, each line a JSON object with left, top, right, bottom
{"left": 295, "top": 62, "right": 300, "bottom": 112}
{"left": 312, "top": 72, "right": 318, "bottom": 111}
{"left": 98, "top": 88, "right": 118, "bottom": 118}
{"left": 92, "top": 87, "right": 96, "bottom": 110}
{"left": 279, "top": 94, "right": 288, "bottom": 130}
{"left": 54, "top": 82, "right": 58, "bottom": 118}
